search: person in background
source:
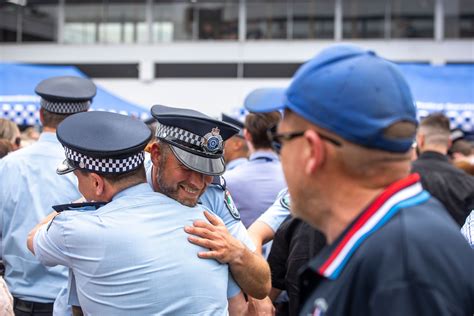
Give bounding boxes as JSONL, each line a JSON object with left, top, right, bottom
{"left": 0, "top": 119, "right": 21, "bottom": 151}
{"left": 248, "top": 44, "right": 474, "bottom": 315}
{"left": 0, "top": 76, "right": 95, "bottom": 316}
{"left": 0, "top": 139, "right": 13, "bottom": 159}
{"left": 222, "top": 113, "right": 249, "bottom": 172}
{"left": 225, "top": 111, "right": 287, "bottom": 228}
{"left": 412, "top": 113, "right": 474, "bottom": 226}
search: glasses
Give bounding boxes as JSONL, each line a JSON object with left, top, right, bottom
{"left": 267, "top": 126, "right": 342, "bottom": 154}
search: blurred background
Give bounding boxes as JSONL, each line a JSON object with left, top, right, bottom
{"left": 0, "top": 0, "right": 473, "bottom": 123}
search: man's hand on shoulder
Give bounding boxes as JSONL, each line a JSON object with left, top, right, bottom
{"left": 185, "top": 210, "right": 245, "bottom": 264}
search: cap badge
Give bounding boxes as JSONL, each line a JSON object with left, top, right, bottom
{"left": 203, "top": 127, "right": 223, "bottom": 153}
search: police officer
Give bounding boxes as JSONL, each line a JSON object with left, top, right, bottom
{"left": 0, "top": 76, "right": 95, "bottom": 315}
{"left": 28, "top": 111, "right": 231, "bottom": 315}
{"left": 146, "top": 105, "right": 271, "bottom": 301}
{"left": 221, "top": 113, "right": 248, "bottom": 171}
{"left": 249, "top": 45, "right": 474, "bottom": 315}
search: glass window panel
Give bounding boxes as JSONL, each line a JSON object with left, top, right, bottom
{"left": 153, "top": 3, "right": 194, "bottom": 41}
{"left": 0, "top": 4, "right": 18, "bottom": 42}
{"left": 391, "top": 0, "right": 434, "bottom": 38}
{"left": 64, "top": 1, "right": 146, "bottom": 44}
{"left": 292, "top": 0, "right": 334, "bottom": 39}
{"left": 246, "top": 1, "right": 288, "bottom": 39}
{"left": 22, "top": 1, "right": 59, "bottom": 42}
{"left": 445, "top": 0, "right": 474, "bottom": 38}
{"left": 197, "top": 2, "right": 239, "bottom": 40}
{"left": 343, "top": 0, "right": 386, "bottom": 39}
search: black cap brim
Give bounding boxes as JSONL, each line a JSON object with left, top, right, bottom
{"left": 169, "top": 145, "right": 225, "bottom": 176}
{"left": 56, "top": 159, "right": 77, "bottom": 175}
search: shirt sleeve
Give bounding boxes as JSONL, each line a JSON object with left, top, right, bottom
{"left": 200, "top": 186, "right": 256, "bottom": 252}
{"left": 255, "top": 188, "right": 291, "bottom": 233}
{"left": 226, "top": 274, "right": 241, "bottom": 299}
{"left": 461, "top": 211, "right": 474, "bottom": 248}
{"left": 33, "top": 214, "right": 71, "bottom": 267}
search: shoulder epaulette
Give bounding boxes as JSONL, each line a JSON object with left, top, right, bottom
{"left": 52, "top": 202, "right": 108, "bottom": 213}
{"left": 211, "top": 176, "right": 226, "bottom": 191}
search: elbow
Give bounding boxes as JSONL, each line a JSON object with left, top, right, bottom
{"left": 254, "top": 279, "right": 272, "bottom": 300}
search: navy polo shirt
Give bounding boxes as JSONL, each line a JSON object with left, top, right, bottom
{"left": 299, "top": 174, "right": 474, "bottom": 316}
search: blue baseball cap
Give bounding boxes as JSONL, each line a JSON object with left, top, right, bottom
{"left": 244, "top": 88, "right": 286, "bottom": 113}
{"left": 249, "top": 45, "right": 418, "bottom": 153}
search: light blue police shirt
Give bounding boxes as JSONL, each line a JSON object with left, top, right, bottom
{"left": 0, "top": 132, "right": 80, "bottom": 303}
{"left": 34, "top": 183, "right": 229, "bottom": 315}
{"left": 145, "top": 155, "right": 255, "bottom": 252}
{"left": 255, "top": 187, "right": 291, "bottom": 233}
{"left": 225, "top": 151, "right": 287, "bottom": 228}
{"left": 144, "top": 154, "right": 254, "bottom": 298}
{"left": 225, "top": 158, "right": 248, "bottom": 172}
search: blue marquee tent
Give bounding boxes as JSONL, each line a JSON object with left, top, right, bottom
{"left": 0, "top": 63, "right": 150, "bottom": 125}
{"left": 244, "top": 64, "right": 474, "bottom": 133}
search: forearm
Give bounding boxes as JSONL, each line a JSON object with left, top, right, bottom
{"left": 248, "top": 221, "right": 275, "bottom": 255}
{"left": 229, "top": 244, "right": 271, "bottom": 299}
{"left": 27, "top": 211, "right": 58, "bottom": 254}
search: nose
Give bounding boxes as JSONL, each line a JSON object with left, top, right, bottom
{"left": 187, "top": 170, "right": 209, "bottom": 189}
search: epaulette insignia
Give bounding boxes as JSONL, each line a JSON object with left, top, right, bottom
{"left": 52, "top": 202, "right": 108, "bottom": 213}
{"left": 224, "top": 190, "right": 240, "bottom": 220}
{"left": 211, "top": 176, "right": 226, "bottom": 191}
{"left": 279, "top": 193, "right": 291, "bottom": 210}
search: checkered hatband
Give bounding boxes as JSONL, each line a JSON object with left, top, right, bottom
{"left": 40, "top": 99, "right": 91, "bottom": 114}
{"left": 155, "top": 123, "right": 204, "bottom": 146}
{"left": 64, "top": 147, "right": 145, "bottom": 173}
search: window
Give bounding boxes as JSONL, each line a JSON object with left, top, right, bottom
{"left": 343, "top": 0, "right": 386, "bottom": 39}
{"left": 445, "top": 0, "right": 474, "bottom": 38}
{"left": 64, "top": 1, "right": 147, "bottom": 44}
{"left": 246, "top": 1, "right": 288, "bottom": 39}
{"left": 391, "top": 0, "right": 434, "bottom": 38}
{"left": 292, "top": 0, "right": 334, "bottom": 39}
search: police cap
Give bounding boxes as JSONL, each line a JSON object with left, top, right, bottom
{"left": 221, "top": 113, "right": 244, "bottom": 137}
{"left": 35, "top": 76, "right": 96, "bottom": 114}
{"left": 56, "top": 111, "right": 151, "bottom": 175}
{"left": 151, "top": 104, "right": 239, "bottom": 176}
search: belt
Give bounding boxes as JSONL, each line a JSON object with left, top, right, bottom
{"left": 13, "top": 297, "right": 54, "bottom": 313}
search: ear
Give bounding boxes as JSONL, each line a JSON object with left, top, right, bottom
{"left": 243, "top": 128, "right": 252, "bottom": 143}
{"left": 90, "top": 173, "right": 105, "bottom": 196}
{"left": 150, "top": 142, "right": 161, "bottom": 166}
{"left": 39, "top": 108, "right": 45, "bottom": 125}
{"left": 303, "top": 130, "right": 326, "bottom": 175}
{"left": 416, "top": 133, "right": 424, "bottom": 149}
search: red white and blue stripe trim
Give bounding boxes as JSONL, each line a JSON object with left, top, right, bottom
{"left": 317, "top": 174, "right": 430, "bottom": 280}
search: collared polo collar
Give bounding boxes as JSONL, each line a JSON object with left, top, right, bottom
{"left": 307, "top": 173, "right": 430, "bottom": 280}
{"left": 418, "top": 151, "right": 449, "bottom": 162}
{"left": 249, "top": 151, "right": 279, "bottom": 162}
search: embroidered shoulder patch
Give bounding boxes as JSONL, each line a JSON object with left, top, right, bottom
{"left": 280, "top": 193, "right": 291, "bottom": 210}
{"left": 224, "top": 190, "right": 240, "bottom": 220}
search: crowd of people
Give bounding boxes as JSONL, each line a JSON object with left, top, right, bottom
{"left": 0, "top": 44, "right": 473, "bottom": 316}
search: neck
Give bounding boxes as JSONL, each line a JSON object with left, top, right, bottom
{"left": 42, "top": 126, "right": 56, "bottom": 133}
{"left": 420, "top": 145, "right": 448, "bottom": 155}
{"left": 250, "top": 148, "right": 274, "bottom": 155}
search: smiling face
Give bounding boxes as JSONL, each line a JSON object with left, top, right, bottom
{"left": 153, "top": 143, "right": 212, "bottom": 207}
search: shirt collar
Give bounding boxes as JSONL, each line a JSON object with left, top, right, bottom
{"left": 418, "top": 151, "right": 449, "bottom": 162}
{"left": 307, "top": 173, "right": 430, "bottom": 280}
{"left": 38, "top": 131, "right": 59, "bottom": 143}
{"left": 112, "top": 182, "right": 152, "bottom": 201}
{"left": 226, "top": 158, "right": 248, "bottom": 170}
{"left": 249, "top": 151, "right": 279, "bottom": 162}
